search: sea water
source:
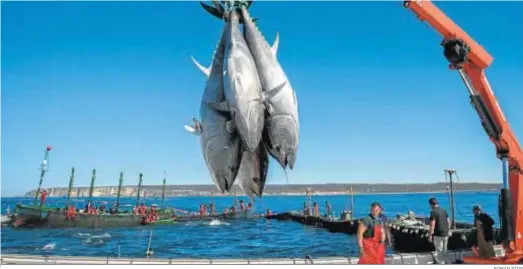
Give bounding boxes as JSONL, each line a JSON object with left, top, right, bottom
{"left": 0, "top": 191, "right": 498, "bottom": 259}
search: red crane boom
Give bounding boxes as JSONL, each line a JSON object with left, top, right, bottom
{"left": 403, "top": 0, "right": 523, "bottom": 264}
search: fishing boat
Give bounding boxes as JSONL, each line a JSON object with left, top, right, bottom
{"left": 141, "top": 209, "right": 256, "bottom": 226}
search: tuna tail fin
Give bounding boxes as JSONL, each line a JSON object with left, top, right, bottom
{"left": 271, "top": 32, "right": 280, "bottom": 56}
{"left": 200, "top": 1, "right": 224, "bottom": 20}
{"left": 190, "top": 56, "right": 210, "bottom": 78}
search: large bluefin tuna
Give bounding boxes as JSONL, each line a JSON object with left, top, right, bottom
{"left": 236, "top": 143, "right": 269, "bottom": 199}
{"left": 205, "top": 2, "right": 265, "bottom": 153}
{"left": 184, "top": 23, "right": 242, "bottom": 193}
{"left": 200, "top": 1, "right": 300, "bottom": 169}
{"left": 239, "top": 4, "right": 299, "bottom": 170}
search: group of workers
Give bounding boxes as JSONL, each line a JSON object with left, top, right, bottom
{"left": 425, "top": 198, "right": 495, "bottom": 264}
{"left": 354, "top": 198, "right": 495, "bottom": 264}
{"left": 303, "top": 200, "right": 353, "bottom": 221}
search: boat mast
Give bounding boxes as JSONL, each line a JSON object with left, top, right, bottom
{"left": 161, "top": 170, "right": 166, "bottom": 209}
{"left": 66, "top": 167, "right": 75, "bottom": 206}
{"left": 136, "top": 173, "right": 143, "bottom": 206}
{"left": 33, "top": 145, "right": 52, "bottom": 205}
{"left": 88, "top": 169, "right": 96, "bottom": 205}
{"left": 116, "top": 172, "right": 124, "bottom": 210}
{"left": 445, "top": 169, "right": 457, "bottom": 229}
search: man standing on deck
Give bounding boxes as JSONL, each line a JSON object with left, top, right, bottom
{"left": 427, "top": 198, "right": 450, "bottom": 264}
{"left": 313, "top": 202, "right": 319, "bottom": 217}
{"left": 325, "top": 201, "right": 332, "bottom": 219}
{"left": 471, "top": 205, "right": 496, "bottom": 258}
{"left": 40, "top": 189, "right": 48, "bottom": 208}
{"left": 357, "top": 202, "right": 386, "bottom": 264}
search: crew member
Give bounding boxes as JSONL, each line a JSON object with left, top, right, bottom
{"left": 224, "top": 208, "right": 229, "bottom": 213}
{"left": 428, "top": 198, "right": 450, "bottom": 264}
{"left": 40, "top": 189, "right": 48, "bottom": 207}
{"left": 239, "top": 200, "right": 245, "bottom": 211}
{"left": 325, "top": 201, "right": 332, "bottom": 218}
{"left": 132, "top": 206, "right": 139, "bottom": 215}
{"left": 247, "top": 202, "right": 252, "bottom": 210}
{"left": 231, "top": 205, "right": 236, "bottom": 213}
{"left": 99, "top": 203, "right": 106, "bottom": 213}
{"left": 138, "top": 203, "right": 146, "bottom": 216}
{"left": 357, "top": 202, "right": 386, "bottom": 264}
{"left": 303, "top": 202, "right": 309, "bottom": 216}
{"left": 313, "top": 202, "right": 319, "bottom": 217}
{"left": 266, "top": 209, "right": 273, "bottom": 216}
{"left": 471, "top": 205, "right": 495, "bottom": 258}
{"left": 210, "top": 202, "right": 216, "bottom": 215}
{"left": 65, "top": 204, "right": 76, "bottom": 220}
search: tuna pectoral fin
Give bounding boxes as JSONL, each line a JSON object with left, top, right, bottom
{"left": 272, "top": 32, "right": 280, "bottom": 56}
{"left": 184, "top": 125, "right": 201, "bottom": 136}
{"left": 206, "top": 101, "right": 230, "bottom": 113}
{"left": 263, "top": 82, "right": 287, "bottom": 103}
{"left": 190, "top": 56, "right": 210, "bottom": 78}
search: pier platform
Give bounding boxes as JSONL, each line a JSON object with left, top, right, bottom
{"left": 0, "top": 246, "right": 504, "bottom": 265}
{"left": 267, "top": 212, "right": 499, "bottom": 253}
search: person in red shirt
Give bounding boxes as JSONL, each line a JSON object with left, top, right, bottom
{"left": 65, "top": 205, "right": 76, "bottom": 220}
{"left": 40, "top": 190, "right": 48, "bottom": 208}
{"left": 138, "top": 203, "right": 146, "bottom": 216}
{"left": 266, "top": 209, "right": 273, "bottom": 216}
{"left": 313, "top": 202, "right": 319, "bottom": 217}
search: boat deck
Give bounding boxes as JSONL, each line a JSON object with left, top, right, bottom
{"left": 0, "top": 246, "right": 505, "bottom": 265}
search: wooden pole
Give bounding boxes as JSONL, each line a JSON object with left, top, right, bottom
{"left": 88, "top": 169, "right": 96, "bottom": 205}
{"left": 445, "top": 169, "right": 457, "bottom": 229}
{"left": 66, "top": 167, "right": 75, "bottom": 205}
{"left": 136, "top": 173, "right": 143, "bottom": 206}
{"left": 161, "top": 171, "right": 166, "bottom": 209}
{"left": 116, "top": 172, "right": 124, "bottom": 209}
{"left": 34, "top": 146, "right": 51, "bottom": 205}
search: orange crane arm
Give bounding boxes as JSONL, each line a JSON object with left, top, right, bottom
{"left": 404, "top": 0, "right": 523, "bottom": 264}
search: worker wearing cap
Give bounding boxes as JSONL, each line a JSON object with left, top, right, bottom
{"left": 471, "top": 205, "right": 495, "bottom": 258}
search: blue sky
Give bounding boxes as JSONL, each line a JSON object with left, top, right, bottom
{"left": 2, "top": 1, "right": 522, "bottom": 196}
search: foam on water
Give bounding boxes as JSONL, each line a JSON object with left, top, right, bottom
{"left": 209, "top": 219, "right": 229, "bottom": 226}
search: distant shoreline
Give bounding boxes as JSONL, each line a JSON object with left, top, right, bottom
{"left": 6, "top": 189, "right": 499, "bottom": 199}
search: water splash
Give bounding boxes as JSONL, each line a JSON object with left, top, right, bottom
{"left": 209, "top": 219, "right": 230, "bottom": 226}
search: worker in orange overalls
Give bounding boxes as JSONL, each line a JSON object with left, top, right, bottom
{"left": 65, "top": 205, "right": 76, "bottom": 220}
{"left": 138, "top": 203, "right": 146, "bottom": 216}
{"left": 40, "top": 189, "right": 48, "bottom": 207}
{"left": 357, "top": 202, "right": 386, "bottom": 264}
{"left": 313, "top": 202, "right": 319, "bottom": 217}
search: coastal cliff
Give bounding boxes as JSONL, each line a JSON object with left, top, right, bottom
{"left": 23, "top": 182, "right": 501, "bottom": 197}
